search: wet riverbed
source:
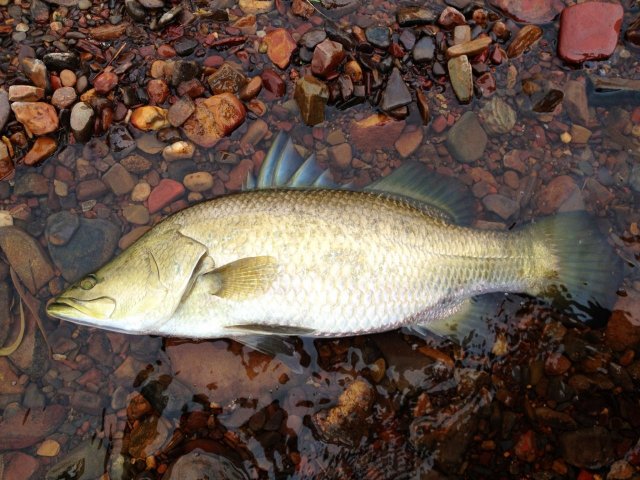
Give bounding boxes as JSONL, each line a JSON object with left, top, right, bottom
{"left": 1, "top": 0, "right": 640, "bottom": 478}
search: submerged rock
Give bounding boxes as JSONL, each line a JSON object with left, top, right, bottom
{"left": 11, "top": 102, "right": 59, "bottom": 135}
{"left": 380, "top": 68, "right": 412, "bottom": 112}
{"left": 45, "top": 438, "right": 108, "bottom": 480}
{"left": 0, "top": 226, "right": 54, "bottom": 293}
{"left": 182, "top": 94, "right": 246, "bottom": 147}
{"left": 489, "top": 0, "right": 562, "bottom": 24}
{"left": 0, "top": 403, "right": 67, "bottom": 450}
{"left": 165, "top": 449, "right": 250, "bottom": 480}
{"left": 447, "top": 55, "right": 473, "bottom": 103}
{"left": 446, "top": 112, "right": 487, "bottom": 163}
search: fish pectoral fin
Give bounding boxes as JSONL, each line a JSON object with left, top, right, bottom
{"left": 226, "top": 323, "right": 315, "bottom": 336}
{"left": 206, "top": 256, "right": 278, "bottom": 300}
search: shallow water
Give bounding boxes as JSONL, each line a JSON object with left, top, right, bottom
{"left": 1, "top": 0, "right": 640, "bottom": 478}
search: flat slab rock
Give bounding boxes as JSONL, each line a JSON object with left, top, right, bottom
{"left": 558, "top": 2, "right": 623, "bottom": 64}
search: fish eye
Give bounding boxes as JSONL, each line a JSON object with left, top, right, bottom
{"left": 80, "top": 274, "right": 98, "bottom": 290}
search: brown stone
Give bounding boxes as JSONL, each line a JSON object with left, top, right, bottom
{"left": 394, "top": 127, "right": 423, "bottom": 158}
{"left": 507, "top": 25, "right": 543, "bottom": 58}
{"left": 261, "top": 69, "right": 286, "bottom": 97}
{"left": 182, "top": 94, "right": 246, "bottom": 147}
{"left": 147, "top": 179, "right": 185, "bottom": 213}
{"left": 23, "top": 136, "right": 57, "bottom": 166}
{"left": 146, "top": 79, "right": 169, "bottom": 104}
{"left": 76, "top": 179, "right": 109, "bottom": 201}
{"left": 535, "top": 175, "right": 582, "bottom": 215}
{"left": 0, "top": 226, "right": 54, "bottom": 293}
{"left": 51, "top": 86, "right": 77, "bottom": 109}
{"left": 264, "top": 28, "right": 297, "bottom": 69}
{"left": 103, "top": 163, "right": 136, "bottom": 195}
{"left": 446, "top": 36, "right": 492, "bottom": 58}
{"left": 11, "top": 102, "right": 59, "bottom": 135}
{"left": 93, "top": 71, "right": 119, "bottom": 94}
{"left": 350, "top": 114, "right": 405, "bottom": 151}
{"left": 8, "top": 85, "right": 44, "bottom": 102}
{"left": 89, "top": 22, "right": 128, "bottom": 40}
{"left": 206, "top": 62, "right": 247, "bottom": 95}
{"left": 0, "top": 404, "right": 67, "bottom": 450}
{"left": 294, "top": 75, "right": 329, "bottom": 126}
{"left": 238, "top": 76, "right": 263, "bottom": 101}
{"left": 311, "top": 39, "right": 345, "bottom": 78}
{"left": 168, "top": 96, "right": 196, "bottom": 127}
{"left": 130, "top": 106, "right": 170, "bottom": 131}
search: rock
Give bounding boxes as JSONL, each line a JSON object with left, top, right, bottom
{"left": 93, "top": 71, "right": 118, "bottom": 94}
{"left": 439, "top": 6, "right": 465, "bottom": 28}
{"left": 23, "top": 136, "right": 57, "bottom": 166}
{"left": 483, "top": 194, "right": 518, "bottom": 219}
{"left": 238, "top": 76, "right": 262, "bottom": 101}
{"left": 397, "top": 6, "right": 436, "bottom": 26}
{"left": 0, "top": 452, "right": 39, "bottom": 479}
{"left": 8, "top": 85, "right": 44, "bottom": 102}
{"left": 446, "top": 112, "right": 487, "bottom": 163}
{"left": 131, "top": 106, "right": 170, "bottom": 131}
{"left": 260, "top": 69, "right": 286, "bottom": 97}
{"left": 15, "top": 172, "right": 48, "bottom": 196}
{"left": 380, "top": 68, "right": 412, "bottom": 112}
{"left": 563, "top": 79, "right": 590, "bottom": 126}
{"left": 608, "top": 460, "right": 634, "bottom": 480}
{"left": 300, "top": 28, "right": 327, "bottom": 49}
{"left": 312, "top": 379, "right": 375, "bottom": 447}
{"left": 148, "top": 179, "right": 185, "bottom": 213}
{"left": 239, "top": 0, "right": 273, "bottom": 14}
{"left": 311, "top": 39, "right": 345, "bottom": 78}
{"left": 70, "top": 102, "right": 95, "bottom": 142}
{"left": 174, "top": 38, "right": 198, "bottom": 56}
{"left": 514, "top": 430, "right": 536, "bottom": 462}
{"left": 70, "top": 390, "right": 105, "bottom": 416}
{"left": 0, "top": 90, "right": 9, "bottom": 131}
{"left": 291, "top": 0, "right": 314, "bottom": 18}
{"left": 0, "top": 226, "right": 54, "bottom": 292}
{"left": 240, "top": 118, "right": 269, "bottom": 147}
{"left": 207, "top": 63, "right": 247, "bottom": 95}
{"left": 558, "top": 2, "right": 623, "bottom": 64}
{"left": 294, "top": 76, "right": 329, "bottom": 126}
{"left": 350, "top": 114, "right": 405, "bottom": 151}
{"left": 560, "top": 427, "right": 614, "bottom": 469}
{"left": 163, "top": 141, "right": 195, "bottom": 161}
{"left": 108, "top": 125, "right": 136, "bottom": 159}
{"left": 76, "top": 179, "right": 109, "bottom": 201}
{"left": 46, "top": 211, "right": 80, "bottom": 246}
{"left": 394, "top": 127, "right": 423, "bottom": 158}
{"left": 51, "top": 86, "right": 77, "bottom": 109}
{"left": 37, "top": 439, "right": 61, "bottom": 457}
{"left": 446, "top": 36, "right": 492, "bottom": 58}
{"left": 182, "top": 94, "right": 246, "bottom": 148}
{"left": 125, "top": 0, "right": 146, "bottom": 19}
{"left": 167, "top": 339, "right": 296, "bottom": 406}
{"left": 131, "top": 182, "right": 152, "bottom": 202}
{"left": 507, "top": 25, "right": 543, "bottom": 58}
{"left": 0, "top": 142, "right": 12, "bottom": 180}
{"left": 328, "top": 143, "right": 352, "bottom": 169}
{"left": 147, "top": 79, "right": 169, "bottom": 104}
{"left": 479, "top": 96, "right": 517, "bottom": 135}
{"left": 11, "top": 102, "right": 59, "bottom": 135}
{"left": 89, "top": 22, "right": 128, "bottom": 40}
{"left": 48, "top": 217, "right": 120, "bottom": 282}
{"left": 164, "top": 449, "right": 250, "bottom": 480}
{"left": 412, "top": 36, "right": 436, "bottom": 63}
{"left": 22, "top": 58, "right": 48, "bottom": 89}
{"left": 535, "top": 175, "right": 583, "bottom": 215}
{"left": 0, "top": 404, "right": 67, "bottom": 450}
{"left": 264, "top": 28, "right": 297, "bottom": 69}
{"left": 365, "top": 26, "right": 391, "bottom": 48}
{"left": 570, "top": 124, "right": 591, "bottom": 144}
{"left": 183, "top": 172, "right": 214, "bottom": 192}
{"left": 121, "top": 154, "right": 152, "bottom": 174}
{"left": 171, "top": 60, "right": 200, "bottom": 87}
{"left": 168, "top": 96, "right": 196, "bottom": 127}
{"left": 103, "top": 163, "right": 136, "bottom": 195}
{"left": 0, "top": 358, "right": 23, "bottom": 394}
{"left": 489, "top": 0, "right": 562, "bottom": 24}
{"left": 448, "top": 55, "right": 473, "bottom": 103}
{"left": 45, "top": 438, "right": 108, "bottom": 480}
{"left": 43, "top": 53, "right": 79, "bottom": 71}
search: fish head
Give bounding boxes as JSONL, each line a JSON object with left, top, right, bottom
{"left": 46, "top": 227, "right": 210, "bottom": 334}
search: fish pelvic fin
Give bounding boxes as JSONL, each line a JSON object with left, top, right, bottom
{"left": 526, "top": 212, "right": 623, "bottom": 323}
{"left": 206, "top": 256, "right": 278, "bottom": 300}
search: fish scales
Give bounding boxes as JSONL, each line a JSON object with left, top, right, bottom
{"left": 159, "top": 189, "right": 544, "bottom": 337}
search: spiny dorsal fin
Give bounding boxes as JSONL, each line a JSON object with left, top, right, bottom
{"left": 245, "top": 133, "right": 474, "bottom": 225}
{"left": 365, "top": 162, "right": 475, "bottom": 225}
{"left": 206, "top": 256, "right": 278, "bottom": 300}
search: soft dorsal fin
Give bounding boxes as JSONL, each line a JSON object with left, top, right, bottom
{"left": 245, "top": 132, "right": 474, "bottom": 225}
{"left": 205, "top": 256, "right": 278, "bottom": 300}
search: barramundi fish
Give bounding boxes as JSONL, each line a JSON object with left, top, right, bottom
{"left": 46, "top": 132, "right": 622, "bottom": 342}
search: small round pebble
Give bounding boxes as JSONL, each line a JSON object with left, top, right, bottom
{"left": 60, "top": 70, "right": 77, "bottom": 87}
{"left": 131, "top": 182, "right": 151, "bottom": 202}
{"left": 0, "top": 210, "right": 13, "bottom": 227}
{"left": 183, "top": 171, "right": 214, "bottom": 192}
{"left": 37, "top": 439, "right": 61, "bottom": 457}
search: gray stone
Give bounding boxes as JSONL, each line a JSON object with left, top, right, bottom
{"left": 108, "top": 125, "right": 136, "bottom": 159}
{"left": 70, "top": 390, "right": 104, "bottom": 416}
{"left": 70, "top": 102, "right": 95, "bottom": 143}
{"left": 14, "top": 172, "right": 48, "bottom": 196}
{"left": 446, "top": 112, "right": 488, "bottom": 163}
{"left": 48, "top": 217, "right": 120, "bottom": 282}
{"left": 46, "top": 211, "right": 80, "bottom": 246}
{"left": 564, "top": 79, "right": 590, "bottom": 126}
{"left": 412, "top": 36, "right": 436, "bottom": 63}
{"left": 23, "top": 382, "right": 46, "bottom": 409}
{"left": 380, "top": 68, "right": 412, "bottom": 112}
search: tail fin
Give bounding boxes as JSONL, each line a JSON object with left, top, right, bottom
{"left": 527, "top": 212, "right": 623, "bottom": 323}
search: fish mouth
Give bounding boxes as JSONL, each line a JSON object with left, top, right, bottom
{"left": 46, "top": 296, "right": 116, "bottom": 323}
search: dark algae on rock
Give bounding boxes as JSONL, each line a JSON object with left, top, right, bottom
{"left": 1, "top": 0, "right": 640, "bottom": 478}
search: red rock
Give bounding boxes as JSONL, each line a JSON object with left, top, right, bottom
{"left": 489, "top": 0, "right": 562, "bottom": 24}
{"left": 157, "top": 44, "right": 176, "bottom": 58}
{"left": 264, "top": 28, "right": 297, "bottom": 69}
{"left": 1, "top": 452, "right": 39, "bottom": 479}
{"left": 93, "top": 71, "right": 119, "bottom": 94}
{"left": 350, "top": 114, "right": 406, "bottom": 151}
{"left": 177, "top": 78, "right": 206, "bottom": 98}
{"left": 431, "top": 115, "right": 448, "bottom": 133}
{"left": 438, "top": 6, "right": 466, "bottom": 29}
{"left": 261, "top": 69, "right": 286, "bottom": 97}
{"left": 11, "top": 102, "right": 59, "bottom": 135}
{"left": 0, "top": 404, "right": 67, "bottom": 450}
{"left": 311, "top": 39, "right": 345, "bottom": 78}
{"left": 148, "top": 178, "right": 185, "bottom": 214}
{"left": 515, "top": 430, "right": 537, "bottom": 462}
{"left": 558, "top": 2, "right": 623, "bottom": 64}
{"left": 146, "top": 79, "right": 169, "bottom": 104}
{"left": 544, "top": 353, "right": 571, "bottom": 375}
{"left": 535, "top": 175, "right": 581, "bottom": 215}
{"left": 226, "top": 158, "right": 254, "bottom": 190}
{"left": 23, "top": 136, "right": 57, "bottom": 166}
{"left": 606, "top": 290, "right": 640, "bottom": 351}
{"left": 182, "top": 94, "right": 246, "bottom": 147}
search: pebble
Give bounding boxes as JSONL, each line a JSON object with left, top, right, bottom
{"left": 11, "top": 102, "right": 59, "bottom": 135}
{"left": 183, "top": 172, "right": 214, "bottom": 192}
{"left": 380, "top": 68, "right": 412, "bottom": 112}
{"left": 51, "top": 86, "right": 77, "bottom": 109}
{"left": 483, "top": 194, "right": 519, "bottom": 219}
{"left": 147, "top": 79, "right": 169, "bottom": 104}
{"left": 22, "top": 58, "right": 48, "bottom": 89}
{"left": 93, "top": 71, "right": 118, "bottom": 94}
{"left": 14, "top": 171, "right": 49, "bottom": 196}
{"left": 121, "top": 154, "right": 152, "bottom": 174}
{"left": 394, "top": 127, "right": 423, "bottom": 158}
{"left": 23, "top": 136, "right": 57, "bottom": 166}
{"left": 300, "top": 28, "right": 327, "bottom": 49}
{"left": 103, "top": 163, "right": 136, "bottom": 195}
{"left": 45, "top": 211, "right": 79, "bottom": 246}
{"left": 207, "top": 62, "right": 247, "bottom": 95}
{"left": 60, "top": 69, "right": 76, "bottom": 87}
{"left": 535, "top": 175, "right": 583, "bottom": 214}
{"left": 261, "top": 69, "right": 286, "bottom": 97}
{"left": 558, "top": 2, "right": 623, "bottom": 64}
{"left": 328, "top": 143, "right": 352, "bottom": 169}
{"left": 365, "top": 26, "right": 391, "bottom": 48}
{"left": 563, "top": 79, "right": 590, "bottom": 126}
{"left": 238, "top": 76, "right": 263, "bottom": 101}
{"left": 446, "top": 36, "right": 492, "bottom": 59}
{"left": 479, "top": 96, "right": 517, "bottom": 135}
{"left": 447, "top": 55, "right": 473, "bottom": 103}
{"left": 294, "top": 76, "right": 329, "bottom": 126}
{"left": 148, "top": 179, "right": 185, "bottom": 213}
{"left": 108, "top": 125, "right": 137, "bottom": 159}
{"left": 182, "top": 94, "right": 246, "bottom": 148}
{"left": 37, "top": 439, "right": 61, "bottom": 457}
{"left": 446, "top": 112, "right": 487, "bottom": 164}
{"left": 0, "top": 226, "right": 55, "bottom": 292}
{"left": 438, "top": 6, "right": 466, "bottom": 28}
{"left": 168, "top": 96, "right": 196, "bottom": 127}
{"left": 8, "top": 85, "right": 44, "bottom": 102}
{"left": 70, "top": 102, "right": 95, "bottom": 142}
{"left": 489, "top": 0, "right": 561, "bottom": 24}
{"left": 131, "top": 106, "right": 170, "bottom": 131}
{"left": 412, "top": 36, "right": 436, "bottom": 63}
{"left": 264, "top": 28, "right": 297, "bottom": 69}
{"left": 311, "top": 39, "right": 345, "bottom": 78}
{"left": 239, "top": 0, "right": 273, "bottom": 14}
{"left": 396, "top": 6, "right": 436, "bottom": 26}
{"left": 123, "top": 204, "right": 150, "bottom": 225}
{"left": 162, "top": 141, "right": 195, "bottom": 161}
{"left": 240, "top": 118, "right": 269, "bottom": 146}
{"left": 507, "top": 25, "right": 542, "bottom": 58}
